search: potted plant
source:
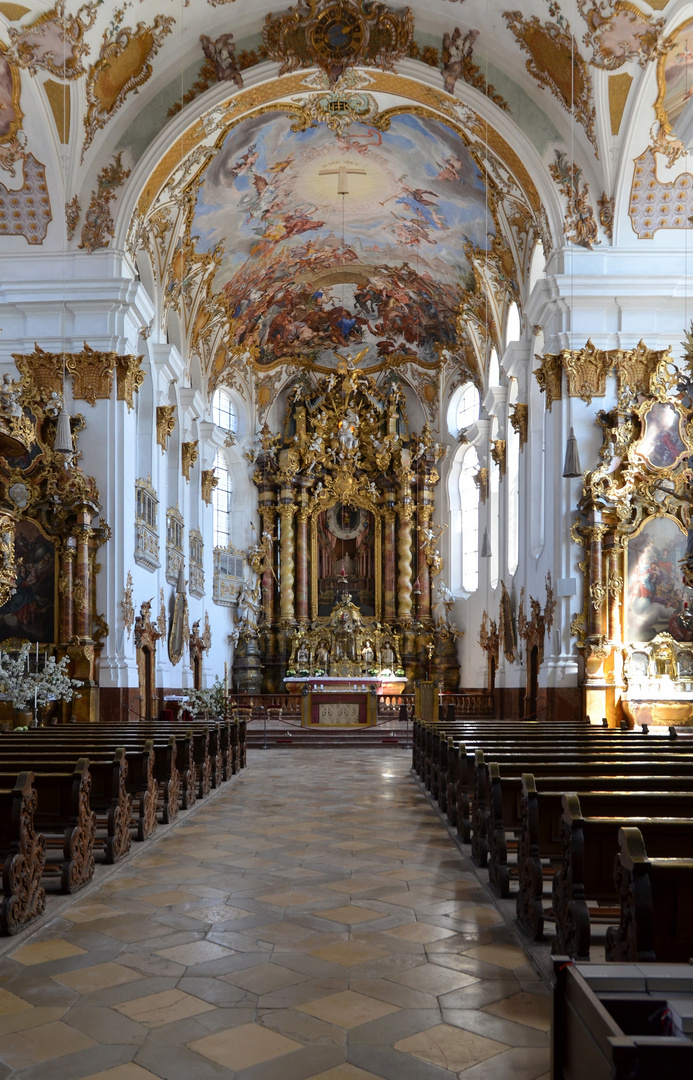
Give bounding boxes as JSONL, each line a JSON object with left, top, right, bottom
{"left": 0, "top": 643, "right": 81, "bottom": 726}
{"left": 184, "top": 675, "right": 227, "bottom": 718}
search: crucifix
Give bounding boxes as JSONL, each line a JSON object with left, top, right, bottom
{"left": 318, "top": 163, "right": 367, "bottom": 195}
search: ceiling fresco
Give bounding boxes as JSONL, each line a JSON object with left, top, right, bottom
{"left": 191, "top": 110, "right": 489, "bottom": 369}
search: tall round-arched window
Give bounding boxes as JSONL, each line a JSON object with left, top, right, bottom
{"left": 460, "top": 448, "right": 479, "bottom": 593}
{"left": 506, "top": 302, "right": 521, "bottom": 346}
{"left": 212, "top": 450, "right": 232, "bottom": 548}
{"left": 488, "top": 348, "right": 500, "bottom": 387}
{"left": 455, "top": 383, "right": 480, "bottom": 432}
{"left": 212, "top": 387, "right": 237, "bottom": 434}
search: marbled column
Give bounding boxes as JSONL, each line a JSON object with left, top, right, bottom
{"left": 608, "top": 545, "right": 622, "bottom": 642}
{"left": 279, "top": 503, "right": 296, "bottom": 624}
{"left": 74, "top": 512, "right": 92, "bottom": 641}
{"left": 260, "top": 505, "right": 276, "bottom": 626}
{"left": 296, "top": 508, "right": 309, "bottom": 622}
{"left": 416, "top": 507, "right": 432, "bottom": 623}
{"left": 587, "top": 513, "right": 607, "bottom": 639}
{"left": 59, "top": 541, "right": 76, "bottom": 642}
{"left": 397, "top": 504, "right": 413, "bottom": 621}
{"left": 383, "top": 507, "right": 397, "bottom": 622}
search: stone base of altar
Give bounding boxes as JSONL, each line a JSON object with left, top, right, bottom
{"left": 302, "top": 690, "right": 377, "bottom": 727}
{"left": 622, "top": 697, "right": 693, "bottom": 727}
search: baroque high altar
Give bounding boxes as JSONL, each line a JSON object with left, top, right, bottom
{"left": 233, "top": 361, "right": 460, "bottom": 692}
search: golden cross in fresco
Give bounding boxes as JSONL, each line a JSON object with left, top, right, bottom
{"left": 318, "top": 162, "right": 367, "bottom": 196}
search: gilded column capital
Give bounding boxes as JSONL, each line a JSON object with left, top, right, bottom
{"left": 491, "top": 439, "right": 506, "bottom": 477}
{"left": 156, "top": 405, "right": 176, "bottom": 452}
{"left": 181, "top": 441, "right": 198, "bottom": 481}
{"left": 533, "top": 353, "right": 563, "bottom": 411}
{"left": 509, "top": 403, "right": 528, "bottom": 448}
{"left": 563, "top": 340, "right": 609, "bottom": 404}
{"left": 115, "top": 354, "right": 145, "bottom": 411}
{"left": 201, "top": 469, "right": 218, "bottom": 505}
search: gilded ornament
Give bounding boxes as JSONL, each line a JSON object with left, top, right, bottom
{"left": 548, "top": 151, "right": 599, "bottom": 249}
{"left": 65, "top": 195, "right": 80, "bottom": 241}
{"left": 156, "top": 406, "right": 176, "bottom": 452}
{"left": 533, "top": 353, "right": 563, "bottom": 411}
{"left": 158, "top": 588, "right": 167, "bottom": 642}
{"left": 12, "top": 344, "right": 63, "bottom": 405}
{"left": 201, "top": 469, "right": 219, "bottom": 505}
{"left": 115, "top": 355, "right": 145, "bottom": 411}
{"left": 563, "top": 340, "right": 610, "bottom": 403}
{"left": 262, "top": 0, "right": 414, "bottom": 85}
{"left": 65, "top": 344, "right": 115, "bottom": 405}
{"left": 290, "top": 89, "right": 388, "bottom": 136}
{"left": 0, "top": 514, "right": 16, "bottom": 610}
{"left": 474, "top": 465, "right": 488, "bottom": 504}
{"left": 491, "top": 439, "right": 506, "bottom": 477}
{"left": 7, "top": 1, "right": 96, "bottom": 79}
{"left": 578, "top": 0, "right": 665, "bottom": 70}
{"left": 503, "top": 12, "right": 598, "bottom": 155}
{"left": 202, "top": 611, "right": 212, "bottom": 652}
{"left": 79, "top": 153, "right": 131, "bottom": 253}
{"left": 73, "top": 579, "right": 86, "bottom": 614}
{"left": 440, "top": 26, "right": 509, "bottom": 110}
{"left": 509, "top": 402, "right": 528, "bottom": 448}
{"left": 82, "top": 15, "right": 175, "bottom": 159}
{"left": 598, "top": 191, "right": 614, "bottom": 239}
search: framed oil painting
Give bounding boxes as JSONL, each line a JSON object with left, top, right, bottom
{"left": 626, "top": 514, "right": 687, "bottom": 642}
{"left": 634, "top": 400, "right": 688, "bottom": 471}
{"left": 0, "top": 520, "right": 55, "bottom": 643}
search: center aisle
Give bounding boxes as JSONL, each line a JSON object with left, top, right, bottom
{"left": 0, "top": 750, "right": 550, "bottom": 1080}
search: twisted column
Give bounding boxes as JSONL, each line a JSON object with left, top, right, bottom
{"left": 74, "top": 512, "right": 93, "bottom": 641}
{"left": 278, "top": 503, "right": 296, "bottom": 624}
{"left": 383, "top": 506, "right": 396, "bottom": 622}
{"left": 59, "top": 539, "right": 76, "bottom": 642}
{"left": 295, "top": 507, "right": 309, "bottom": 622}
{"left": 259, "top": 504, "right": 276, "bottom": 626}
{"left": 397, "top": 503, "right": 414, "bottom": 622}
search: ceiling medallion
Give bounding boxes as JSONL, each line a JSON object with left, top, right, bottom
{"left": 263, "top": 0, "right": 414, "bottom": 84}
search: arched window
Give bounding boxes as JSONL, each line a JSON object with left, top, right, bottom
{"left": 212, "top": 450, "right": 232, "bottom": 548}
{"left": 507, "top": 412, "right": 519, "bottom": 577}
{"left": 460, "top": 448, "right": 479, "bottom": 593}
{"left": 455, "top": 383, "right": 480, "bottom": 432}
{"left": 212, "top": 387, "right": 237, "bottom": 435}
{"left": 506, "top": 302, "right": 521, "bottom": 346}
{"left": 488, "top": 348, "right": 500, "bottom": 387}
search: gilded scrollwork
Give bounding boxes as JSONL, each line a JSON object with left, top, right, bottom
{"left": 115, "top": 355, "right": 145, "bottom": 411}
{"left": 491, "top": 439, "right": 506, "bottom": 477}
{"left": 201, "top": 469, "right": 218, "bottom": 505}
{"left": 548, "top": 151, "right": 599, "bottom": 249}
{"left": 181, "top": 442, "right": 199, "bottom": 482}
{"left": 509, "top": 403, "right": 528, "bottom": 448}
{"left": 79, "top": 153, "right": 131, "bottom": 253}
{"left": 122, "top": 571, "right": 134, "bottom": 639}
{"left": 156, "top": 406, "right": 176, "bottom": 452}
{"left": 533, "top": 353, "right": 563, "bottom": 411}
{"left": 82, "top": 14, "right": 175, "bottom": 159}
{"left": 562, "top": 340, "right": 610, "bottom": 403}
{"left": 7, "top": 2, "right": 96, "bottom": 79}
{"left": 503, "top": 12, "right": 598, "bottom": 155}
{"left": 578, "top": 0, "right": 666, "bottom": 70}
{"left": 65, "top": 344, "right": 115, "bottom": 406}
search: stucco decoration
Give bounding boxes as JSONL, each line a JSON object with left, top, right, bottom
{"left": 0, "top": 153, "right": 52, "bottom": 243}
{"left": 262, "top": 0, "right": 414, "bottom": 85}
{"left": 82, "top": 13, "right": 175, "bottom": 159}
{"left": 652, "top": 18, "right": 693, "bottom": 167}
{"left": 7, "top": 1, "right": 97, "bottom": 79}
{"left": 549, "top": 150, "right": 599, "bottom": 248}
{"left": 629, "top": 146, "right": 693, "bottom": 239}
{"left": 79, "top": 152, "right": 131, "bottom": 253}
{"left": 503, "top": 11, "right": 598, "bottom": 156}
{"left": 578, "top": 0, "right": 665, "bottom": 70}
{"left": 0, "top": 41, "right": 24, "bottom": 176}
{"left": 440, "top": 27, "right": 509, "bottom": 110}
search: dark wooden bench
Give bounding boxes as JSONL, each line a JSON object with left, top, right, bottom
{"left": 605, "top": 826, "right": 693, "bottom": 963}
{"left": 553, "top": 792, "right": 693, "bottom": 959}
{"left": 0, "top": 771, "right": 46, "bottom": 935}
{"left": 0, "top": 744, "right": 132, "bottom": 862}
{"left": 0, "top": 759, "right": 95, "bottom": 894}
{"left": 514, "top": 776, "right": 693, "bottom": 940}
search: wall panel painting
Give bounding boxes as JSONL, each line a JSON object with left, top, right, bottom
{"left": 626, "top": 514, "right": 687, "bottom": 641}
{"left": 635, "top": 400, "right": 688, "bottom": 470}
{"left": 316, "top": 503, "right": 375, "bottom": 616}
{"left": 0, "top": 520, "right": 55, "bottom": 643}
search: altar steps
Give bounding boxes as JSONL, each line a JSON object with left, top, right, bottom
{"left": 246, "top": 725, "right": 411, "bottom": 749}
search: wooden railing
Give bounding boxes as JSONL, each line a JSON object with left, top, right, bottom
{"left": 229, "top": 691, "right": 493, "bottom": 720}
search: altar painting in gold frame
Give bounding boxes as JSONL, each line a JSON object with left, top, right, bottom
{"left": 625, "top": 513, "right": 687, "bottom": 643}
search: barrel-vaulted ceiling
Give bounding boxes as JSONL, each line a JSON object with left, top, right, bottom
{"left": 1, "top": 0, "right": 689, "bottom": 401}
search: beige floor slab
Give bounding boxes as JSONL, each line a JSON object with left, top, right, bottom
{"left": 114, "top": 988, "right": 215, "bottom": 1027}
{"left": 63, "top": 903, "right": 123, "bottom": 923}
{"left": 137, "top": 889, "right": 198, "bottom": 907}
{"left": 463, "top": 944, "right": 530, "bottom": 971}
{"left": 305, "top": 1066, "right": 387, "bottom": 1080}
{"left": 389, "top": 964, "right": 479, "bottom": 995}
{"left": 0, "top": 990, "right": 34, "bottom": 1017}
{"left": 386, "top": 923, "right": 457, "bottom": 944}
{"left": 308, "top": 942, "right": 390, "bottom": 967}
{"left": 155, "top": 940, "right": 234, "bottom": 966}
{"left": 51, "top": 962, "right": 143, "bottom": 994}
{"left": 315, "top": 906, "right": 384, "bottom": 925}
{"left": 80, "top": 1066, "right": 162, "bottom": 1080}
{"left": 297, "top": 990, "right": 399, "bottom": 1029}
{"left": 226, "top": 963, "right": 309, "bottom": 994}
{"left": 9, "top": 938, "right": 87, "bottom": 966}
{"left": 485, "top": 991, "right": 552, "bottom": 1031}
{"left": 189, "top": 1021, "right": 303, "bottom": 1069}
{"left": 256, "top": 889, "right": 327, "bottom": 907}
{"left": 0, "top": 1019, "right": 96, "bottom": 1069}
{"left": 394, "top": 1022, "right": 509, "bottom": 1072}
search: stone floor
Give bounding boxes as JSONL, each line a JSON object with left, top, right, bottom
{"left": 0, "top": 750, "right": 551, "bottom": 1080}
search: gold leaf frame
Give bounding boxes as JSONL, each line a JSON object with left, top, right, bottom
{"left": 310, "top": 496, "right": 382, "bottom": 622}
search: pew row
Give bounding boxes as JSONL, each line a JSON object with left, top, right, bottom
{"left": 0, "top": 772, "right": 46, "bottom": 936}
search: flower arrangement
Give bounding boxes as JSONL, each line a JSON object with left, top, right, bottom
{"left": 184, "top": 675, "right": 227, "bottom": 718}
{"left": 0, "top": 643, "right": 81, "bottom": 712}
{"left": 313, "top": 668, "right": 325, "bottom": 677}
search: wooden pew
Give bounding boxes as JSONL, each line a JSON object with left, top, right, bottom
{"left": 0, "top": 759, "right": 95, "bottom": 894}
{"left": 553, "top": 792, "right": 693, "bottom": 959}
{"left": 605, "top": 826, "right": 693, "bottom": 963}
{"left": 0, "top": 744, "right": 132, "bottom": 862}
{"left": 0, "top": 771, "right": 46, "bottom": 935}
{"left": 514, "top": 775, "right": 693, "bottom": 940}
